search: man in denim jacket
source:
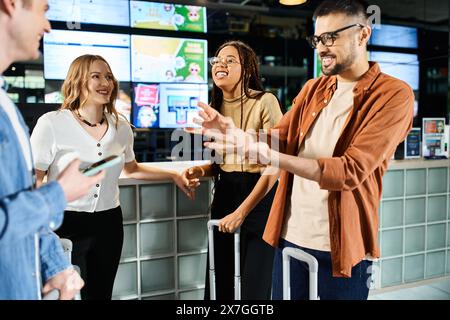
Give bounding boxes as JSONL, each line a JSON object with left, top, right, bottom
{"left": 0, "top": 0, "right": 104, "bottom": 299}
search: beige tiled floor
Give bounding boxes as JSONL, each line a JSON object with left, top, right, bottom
{"left": 368, "top": 279, "right": 450, "bottom": 300}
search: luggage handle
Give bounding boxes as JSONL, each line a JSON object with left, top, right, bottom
{"left": 282, "top": 247, "right": 319, "bottom": 300}
{"left": 42, "top": 266, "right": 82, "bottom": 300}
{"left": 43, "top": 239, "right": 81, "bottom": 300}
{"left": 207, "top": 219, "right": 241, "bottom": 300}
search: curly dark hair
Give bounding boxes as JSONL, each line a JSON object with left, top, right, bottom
{"left": 210, "top": 40, "right": 266, "bottom": 124}
{"left": 209, "top": 40, "right": 281, "bottom": 177}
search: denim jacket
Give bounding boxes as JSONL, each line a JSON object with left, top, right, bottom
{"left": 0, "top": 89, "right": 69, "bottom": 299}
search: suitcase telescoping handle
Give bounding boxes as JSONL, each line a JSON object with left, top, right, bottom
{"left": 41, "top": 266, "right": 82, "bottom": 300}
{"left": 42, "top": 289, "right": 81, "bottom": 301}
{"left": 42, "top": 239, "right": 82, "bottom": 301}
{"left": 42, "top": 289, "right": 60, "bottom": 300}
{"left": 282, "top": 247, "right": 319, "bottom": 300}
{"left": 207, "top": 219, "right": 241, "bottom": 300}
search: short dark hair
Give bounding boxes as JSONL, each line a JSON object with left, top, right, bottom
{"left": 313, "top": 0, "right": 370, "bottom": 22}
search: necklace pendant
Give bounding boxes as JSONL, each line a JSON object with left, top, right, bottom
{"left": 76, "top": 110, "right": 105, "bottom": 127}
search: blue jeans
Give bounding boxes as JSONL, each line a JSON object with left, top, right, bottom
{"left": 272, "top": 239, "right": 372, "bottom": 300}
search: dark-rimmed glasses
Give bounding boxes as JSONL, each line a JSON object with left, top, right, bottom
{"left": 306, "top": 23, "right": 365, "bottom": 49}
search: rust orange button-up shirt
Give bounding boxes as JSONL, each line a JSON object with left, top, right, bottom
{"left": 263, "top": 62, "right": 414, "bottom": 277}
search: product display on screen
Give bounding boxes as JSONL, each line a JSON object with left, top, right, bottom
{"left": 422, "top": 118, "right": 447, "bottom": 159}
{"left": 116, "top": 88, "right": 133, "bottom": 123}
{"left": 132, "top": 84, "right": 160, "bottom": 128}
{"left": 405, "top": 128, "right": 421, "bottom": 159}
{"left": 132, "top": 83, "right": 208, "bottom": 129}
{"left": 370, "top": 24, "right": 418, "bottom": 49}
{"left": 44, "top": 30, "right": 131, "bottom": 82}
{"left": 131, "top": 35, "right": 207, "bottom": 84}
{"left": 130, "top": 1, "right": 207, "bottom": 33}
{"left": 159, "top": 83, "right": 208, "bottom": 128}
{"left": 47, "top": 0, "right": 130, "bottom": 27}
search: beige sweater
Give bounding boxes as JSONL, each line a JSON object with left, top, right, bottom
{"left": 219, "top": 90, "right": 283, "bottom": 173}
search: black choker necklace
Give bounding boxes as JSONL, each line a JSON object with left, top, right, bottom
{"left": 76, "top": 110, "right": 105, "bottom": 127}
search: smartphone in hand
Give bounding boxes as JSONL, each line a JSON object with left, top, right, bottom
{"left": 81, "top": 155, "right": 121, "bottom": 176}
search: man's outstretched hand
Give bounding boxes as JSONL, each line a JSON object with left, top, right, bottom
{"left": 186, "top": 101, "right": 273, "bottom": 165}
{"left": 185, "top": 102, "right": 235, "bottom": 135}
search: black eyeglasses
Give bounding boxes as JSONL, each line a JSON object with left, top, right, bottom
{"left": 306, "top": 23, "right": 365, "bottom": 49}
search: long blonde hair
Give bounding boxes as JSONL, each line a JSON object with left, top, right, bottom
{"left": 60, "top": 54, "right": 119, "bottom": 126}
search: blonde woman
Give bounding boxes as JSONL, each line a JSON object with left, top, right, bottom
{"left": 30, "top": 54, "right": 197, "bottom": 300}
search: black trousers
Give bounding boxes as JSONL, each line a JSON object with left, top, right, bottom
{"left": 56, "top": 206, "right": 124, "bottom": 300}
{"left": 204, "top": 170, "right": 277, "bottom": 300}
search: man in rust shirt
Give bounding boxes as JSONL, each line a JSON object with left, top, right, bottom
{"left": 198, "top": 0, "right": 414, "bottom": 300}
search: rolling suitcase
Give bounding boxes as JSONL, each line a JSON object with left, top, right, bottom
{"left": 282, "top": 247, "right": 319, "bottom": 300}
{"left": 42, "top": 238, "right": 81, "bottom": 300}
{"left": 207, "top": 219, "right": 241, "bottom": 300}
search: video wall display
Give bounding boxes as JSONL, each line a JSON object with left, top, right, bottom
{"left": 47, "top": 1, "right": 207, "bottom": 32}
{"left": 130, "top": 1, "right": 207, "bottom": 33}
{"left": 369, "top": 52, "right": 419, "bottom": 90}
{"left": 43, "top": 1, "right": 209, "bottom": 129}
{"left": 44, "top": 80, "right": 64, "bottom": 104}
{"left": 313, "top": 52, "right": 321, "bottom": 79}
{"left": 132, "top": 83, "right": 208, "bottom": 129}
{"left": 43, "top": 30, "right": 131, "bottom": 82}
{"left": 370, "top": 24, "right": 418, "bottom": 49}
{"left": 132, "top": 83, "right": 160, "bottom": 128}
{"left": 116, "top": 84, "right": 133, "bottom": 123}
{"left": 159, "top": 83, "right": 208, "bottom": 128}
{"left": 47, "top": 0, "right": 130, "bottom": 27}
{"left": 131, "top": 35, "right": 207, "bottom": 84}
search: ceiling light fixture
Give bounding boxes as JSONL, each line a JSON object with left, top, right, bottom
{"left": 280, "top": 0, "right": 307, "bottom": 5}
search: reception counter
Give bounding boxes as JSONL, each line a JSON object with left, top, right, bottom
{"left": 373, "top": 159, "right": 450, "bottom": 290}
{"left": 111, "top": 159, "right": 450, "bottom": 299}
{"left": 112, "top": 161, "right": 211, "bottom": 300}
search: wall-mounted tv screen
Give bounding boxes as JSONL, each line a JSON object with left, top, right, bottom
{"left": 370, "top": 24, "right": 418, "bottom": 49}
{"left": 130, "top": 1, "right": 207, "bottom": 33}
{"left": 47, "top": 0, "right": 130, "bottom": 27}
{"left": 116, "top": 83, "right": 133, "bottom": 123}
{"left": 131, "top": 35, "right": 207, "bottom": 84}
{"left": 132, "top": 83, "right": 160, "bottom": 128}
{"left": 370, "top": 51, "right": 419, "bottom": 90}
{"left": 159, "top": 83, "right": 208, "bottom": 128}
{"left": 44, "top": 80, "right": 64, "bottom": 104}
{"left": 313, "top": 51, "right": 321, "bottom": 78}
{"left": 44, "top": 30, "right": 131, "bottom": 82}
